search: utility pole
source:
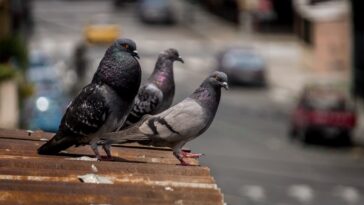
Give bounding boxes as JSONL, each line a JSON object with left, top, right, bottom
{"left": 351, "top": 0, "right": 364, "bottom": 99}
{"left": 237, "top": 0, "right": 259, "bottom": 44}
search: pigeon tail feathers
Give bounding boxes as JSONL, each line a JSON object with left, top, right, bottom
{"left": 103, "top": 116, "right": 150, "bottom": 143}
{"left": 37, "top": 134, "right": 76, "bottom": 155}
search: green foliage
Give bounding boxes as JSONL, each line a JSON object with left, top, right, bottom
{"left": 0, "top": 35, "right": 28, "bottom": 70}
{"left": 0, "top": 64, "right": 17, "bottom": 81}
{"left": 18, "top": 80, "right": 34, "bottom": 99}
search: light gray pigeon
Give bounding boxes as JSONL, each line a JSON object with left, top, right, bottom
{"left": 122, "top": 48, "right": 183, "bottom": 129}
{"left": 37, "top": 39, "right": 141, "bottom": 160}
{"left": 102, "top": 71, "right": 228, "bottom": 165}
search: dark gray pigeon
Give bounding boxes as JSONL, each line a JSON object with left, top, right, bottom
{"left": 122, "top": 48, "right": 183, "bottom": 129}
{"left": 102, "top": 71, "right": 228, "bottom": 165}
{"left": 37, "top": 38, "right": 141, "bottom": 160}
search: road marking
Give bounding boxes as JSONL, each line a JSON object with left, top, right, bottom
{"left": 288, "top": 184, "right": 314, "bottom": 203}
{"left": 240, "top": 185, "right": 266, "bottom": 202}
{"left": 334, "top": 186, "right": 360, "bottom": 203}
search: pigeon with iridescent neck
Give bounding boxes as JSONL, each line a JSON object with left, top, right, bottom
{"left": 122, "top": 48, "right": 183, "bottom": 129}
{"left": 37, "top": 39, "right": 141, "bottom": 160}
{"left": 102, "top": 71, "right": 228, "bottom": 165}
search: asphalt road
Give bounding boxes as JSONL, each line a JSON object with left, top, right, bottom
{"left": 31, "top": 1, "right": 364, "bottom": 204}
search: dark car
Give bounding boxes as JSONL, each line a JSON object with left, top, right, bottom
{"left": 138, "top": 0, "right": 176, "bottom": 24}
{"left": 216, "top": 48, "right": 267, "bottom": 86}
{"left": 289, "top": 86, "right": 357, "bottom": 144}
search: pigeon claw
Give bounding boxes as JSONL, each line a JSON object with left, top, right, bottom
{"left": 174, "top": 151, "right": 195, "bottom": 166}
{"left": 184, "top": 153, "right": 204, "bottom": 159}
{"left": 181, "top": 152, "right": 204, "bottom": 159}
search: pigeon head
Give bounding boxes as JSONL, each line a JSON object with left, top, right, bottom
{"left": 162, "top": 48, "right": 184, "bottom": 63}
{"left": 92, "top": 38, "right": 141, "bottom": 97}
{"left": 208, "top": 71, "right": 229, "bottom": 90}
{"left": 113, "top": 38, "right": 139, "bottom": 59}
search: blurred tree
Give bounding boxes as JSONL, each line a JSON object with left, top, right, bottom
{"left": 0, "top": 0, "right": 32, "bottom": 128}
{"left": 0, "top": 64, "right": 16, "bottom": 82}
{"left": 0, "top": 0, "right": 11, "bottom": 37}
{"left": 0, "top": 36, "right": 32, "bottom": 99}
{"left": 0, "top": 36, "right": 28, "bottom": 69}
{"left": 10, "top": 0, "right": 34, "bottom": 38}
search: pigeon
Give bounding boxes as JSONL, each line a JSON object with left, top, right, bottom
{"left": 37, "top": 38, "right": 141, "bottom": 160}
{"left": 122, "top": 48, "right": 183, "bottom": 129}
{"left": 101, "top": 71, "right": 228, "bottom": 165}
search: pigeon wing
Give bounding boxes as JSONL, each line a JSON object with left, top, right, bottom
{"left": 58, "top": 83, "right": 109, "bottom": 138}
{"left": 139, "top": 98, "right": 206, "bottom": 142}
{"left": 124, "top": 83, "right": 163, "bottom": 127}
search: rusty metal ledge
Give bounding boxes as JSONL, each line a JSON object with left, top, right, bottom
{"left": 0, "top": 129, "right": 224, "bottom": 205}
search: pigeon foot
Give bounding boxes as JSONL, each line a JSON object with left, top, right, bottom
{"left": 99, "top": 156, "right": 114, "bottom": 161}
{"left": 181, "top": 151, "right": 204, "bottom": 158}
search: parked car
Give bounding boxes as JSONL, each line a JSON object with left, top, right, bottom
{"left": 216, "top": 47, "right": 267, "bottom": 86}
{"left": 23, "top": 52, "right": 69, "bottom": 132}
{"left": 23, "top": 80, "right": 68, "bottom": 132}
{"left": 289, "top": 86, "right": 357, "bottom": 144}
{"left": 138, "top": 0, "right": 176, "bottom": 24}
{"left": 84, "top": 15, "right": 120, "bottom": 44}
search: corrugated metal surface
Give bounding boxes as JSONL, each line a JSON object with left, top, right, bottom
{"left": 0, "top": 129, "right": 224, "bottom": 205}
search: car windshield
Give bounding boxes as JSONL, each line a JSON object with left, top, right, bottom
{"left": 223, "top": 50, "right": 264, "bottom": 69}
{"left": 302, "top": 89, "right": 351, "bottom": 111}
{"left": 308, "top": 97, "right": 345, "bottom": 110}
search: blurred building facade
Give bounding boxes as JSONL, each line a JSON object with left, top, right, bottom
{"left": 294, "top": 0, "right": 351, "bottom": 72}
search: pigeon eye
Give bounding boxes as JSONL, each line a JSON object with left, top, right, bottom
{"left": 122, "top": 44, "right": 129, "bottom": 49}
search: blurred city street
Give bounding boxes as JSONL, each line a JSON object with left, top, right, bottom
{"left": 7, "top": 0, "right": 364, "bottom": 204}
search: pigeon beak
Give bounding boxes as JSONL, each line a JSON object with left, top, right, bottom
{"left": 132, "top": 50, "right": 140, "bottom": 59}
{"left": 177, "top": 56, "right": 184, "bottom": 63}
{"left": 221, "top": 82, "right": 229, "bottom": 90}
